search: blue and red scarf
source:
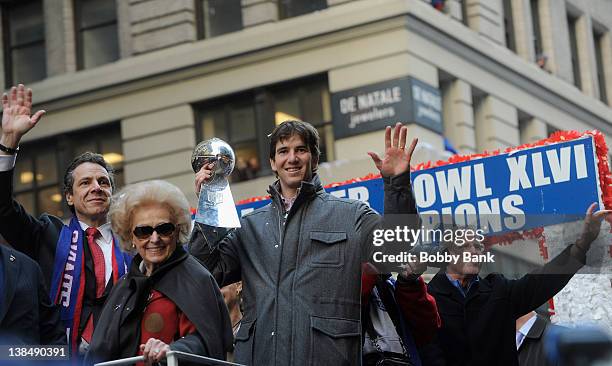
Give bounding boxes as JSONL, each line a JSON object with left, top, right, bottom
{"left": 49, "top": 217, "right": 131, "bottom": 355}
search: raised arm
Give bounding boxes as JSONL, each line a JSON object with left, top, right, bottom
{"left": 188, "top": 162, "right": 242, "bottom": 286}
{"left": 360, "top": 123, "right": 420, "bottom": 268}
{"left": 509, "top": 202, "right": 611, "bottom": 317}
{"left": 0, "top": 84, "right": 50, "bottom": 257}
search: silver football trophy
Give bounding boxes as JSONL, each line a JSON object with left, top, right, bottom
{"left": 191, "top": 138, "right": 241, "bottom": 228}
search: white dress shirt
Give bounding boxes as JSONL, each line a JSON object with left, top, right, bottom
{"left": 0, "top": 154, "right": 17, "bottom": 171}
{"left": 516, "top": 314, "right": 537, "bottom": 350}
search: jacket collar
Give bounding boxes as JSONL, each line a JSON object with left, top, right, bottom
{"left": 430, "top": 270, "right": 491, "bottom": 303}
{"left": 268, "top": 173, "right": 324, "bottom": 209}
{"left": 129, "top": 245, "right": 189, "bottom": 283}
{"left": 525, "top": 314, "right": 547, "bottom": 339}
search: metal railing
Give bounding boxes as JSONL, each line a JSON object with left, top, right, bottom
{"left": 94, "top": 350, "right": 244, "bottom": 366}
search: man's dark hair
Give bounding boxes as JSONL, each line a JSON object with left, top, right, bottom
{"left": 268, "top": 120, "right": 321, "bottom": 165}
{"left": 63, "top": 152, "right": 115, "bottom": 212}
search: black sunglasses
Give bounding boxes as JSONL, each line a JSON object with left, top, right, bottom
{"left": 132, "top": 222, "right": 176, "bottom": 239}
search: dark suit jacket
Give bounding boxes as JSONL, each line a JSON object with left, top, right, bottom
{"left": 0, "top": 245, "right": 66, "bottom": 345}
{"left": 0, "top": 170, "right": 67, "bottom": 289}
{"left": 518, "top": 314, "right": 560, "bottom": 366}
{"left": 422, "top": 245, "right": 584, "bottom": 366}
{"left": 0, "top": 169, "right": 115, "bottom": 337}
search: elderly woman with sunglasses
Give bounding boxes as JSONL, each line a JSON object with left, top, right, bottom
{"left": 84, "top": 180, "right": 232, "bottom": 365}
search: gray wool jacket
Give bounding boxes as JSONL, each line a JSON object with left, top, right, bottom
{"left": 189, "top": 171, "right": 417, "bottom": 366}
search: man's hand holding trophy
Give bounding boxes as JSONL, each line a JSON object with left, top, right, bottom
{"left": 191, "top": 138, "right": 241, "bottom": 229}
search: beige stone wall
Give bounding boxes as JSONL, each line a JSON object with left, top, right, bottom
{"left": 474, "top": 95, "right": 519, "bottom": 151}
{"left": 44, "top": 0, "right": 76, "bottom": 76}
{"left": 242, "top": 0, "right": 279, "bottom": 27}
{"left": 519, "top": 117, "right": 548, "bottom": 144}
{"left": 464, "top": 0, "right": 505, "bottom": 46}
{"left": 128, "top": 0, "right": 197, "bottom": 55}
{"left": 511, "top": 0, "right": 535, "bottom": 62}
{"left": 442, "top": 79, "right": 476, "bottom": 154}
{"left": 121, "top": 105, "right": 196, "bottom": 202}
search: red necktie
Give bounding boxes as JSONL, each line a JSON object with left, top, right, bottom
{"left": 81, "top": 227, "right": 106, "bottom": 343}
{"left": 86, "top": 227, "right": 106, "bottom": 297}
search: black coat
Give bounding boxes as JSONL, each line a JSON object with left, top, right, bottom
{"left": 518, "top": 314, "right": 560, "bottom": 366}
{"left": 422, "top": 245, "right": 584, "bottom": 366}
{"left": 0, "top": 245, "right": 66, "bottom": 345}
{"left": 0, "top": 169, "right": 69, "bottom": 289}
{"left": 85, "top": 246, "right": 233, "bottom": 365}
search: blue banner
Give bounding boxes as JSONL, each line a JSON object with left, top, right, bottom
{"left": 411, "top": 136, "right": 600, "bottom": 234}
{"left": 236, "top": 137, "right": 600, "bottom": 236}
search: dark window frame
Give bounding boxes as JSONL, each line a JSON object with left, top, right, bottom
{"left": 13, "top": 136, "right": 61, "bottom": 216}
{"left": 503, "top": 0, "right": 516, "bottom": 52}
{"left": 461, "top": 0, "right": 469, "bottom": 26}
{"left": 195, "top": 0, "right": 243, "bottom": 40}
{"left": 530, "top": 0, "right": 543, "bottom": 57}
{"left": 73, "top": 0, "right": 119, "bottom": 70}
{"left": 567, "top": 13, "right": 582, "bottom": 89}
{"left": 194, "top": 90, "right": 266, "bottom": 179}
{"left": 1, "top": 0, "right": 46, "bottom": 87}
{"left": 278, "top": 0, "right": 327, "bottom": 20}
{"left": 593, "top": 28, "right": 608, "bottom": 104}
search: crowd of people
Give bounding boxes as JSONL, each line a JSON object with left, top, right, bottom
{"left": 0, "top": 83, "right": 609, "bottom": 366}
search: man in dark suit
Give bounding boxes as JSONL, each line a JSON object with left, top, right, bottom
{"left": 516, "top": 310, "right": 560, "bottom": 366}
{"left": 0, "top": 244, "right": 65, "bottom": 345}
{"left": 0, "top": 84, "right": 131, "bottom": 356}
{"left": 420, "top": 203, "right": 609, "bottom": 366}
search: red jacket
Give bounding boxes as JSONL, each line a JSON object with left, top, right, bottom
{"left": 362, "top": 263, "right": 441, "bottom": 346}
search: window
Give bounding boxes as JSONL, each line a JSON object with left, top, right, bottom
{"left": 74, "top": 0, "right": 119, "bottom": 69}
{"left": 503, "top": 0, "right": 515, "bottom": 51}
{"left": 279, "top": 0, "right": 327, "bottom": 20}
{"left": 14, "top": 142, "right": 62, "bottom": 218}
{"left": 530, "top": 0, "right": 543, "bottom": 59}
{"left": 271, "top": 80, "right": 333, "bottom": 163}
{"left": 567, "top": 14, "right": 581, "bottom": 89}
{"left": 196, "top": 0, "right": 243, "bottom": 39}
{"left": 593, "top": 29, "right": 608, "bottom": 104}
{"left": 461, "top": 0, "right": 469, "bottom": 26}
{"left": 14, "top": 124, "right": 124, "bottom": 220}
{"left": 2, "top": 0, "right": 46, "bottom": 86}
{"left": 70, "top": 124, "right": 125, "bottom": 187}
{"left": 195, "top": 77, "right": 332, "bottom": 182}
{"left": 198, "top": 95, "right": 259, "bottom": 183}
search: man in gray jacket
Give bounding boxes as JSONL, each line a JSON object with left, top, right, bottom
{"left": 189, "top": 120, "right": 419, "bottom": 366}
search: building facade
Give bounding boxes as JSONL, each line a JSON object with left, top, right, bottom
{"left": 1, "top": 0, "right": 611, "bottom": 215}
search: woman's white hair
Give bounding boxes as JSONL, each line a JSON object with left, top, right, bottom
{"left": 108, "top": 180, "right": 192, "bottom": 252}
